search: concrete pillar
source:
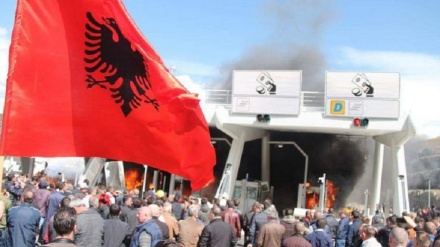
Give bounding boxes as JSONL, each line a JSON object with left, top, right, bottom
{"left": 169, "top": 174, "right": 176, "bottom": 196}
{"left": 369, "top": 141, "right": 384, "bottom": 214}
{"left": 391, "top": 144, "right": 410, "bottom": 215}
{"left": 226, "top": 135, "right": 246, "bottom": 198}
{"left": 153, "top": 170, "right": 158, "bottom": 191}
{"left": 261, "top": 133, "right": 270, "bottom": 184}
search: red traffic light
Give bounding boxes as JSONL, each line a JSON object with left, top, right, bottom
{"left": 353, "top": 118, "right": 369, "bottom": 127}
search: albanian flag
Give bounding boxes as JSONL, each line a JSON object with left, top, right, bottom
{"left": 0, "top": 0, "right": 215, "bottom": 190}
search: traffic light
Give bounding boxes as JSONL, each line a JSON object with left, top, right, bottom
{"left": 353, "top": 117, "right": 369, "bottom": 127}
{"left": 256, "top": 114, "right": 270, "bottom": 123}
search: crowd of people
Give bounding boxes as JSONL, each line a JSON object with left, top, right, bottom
{"left": 1, "top": 172, "right": 440, "bottom": 247}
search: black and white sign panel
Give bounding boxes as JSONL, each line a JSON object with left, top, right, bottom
{"left": 232, "top": 70, "right": 302, "bottom": 115}
{"left": 325, "top": 72, "right": 400, "bottom": 118}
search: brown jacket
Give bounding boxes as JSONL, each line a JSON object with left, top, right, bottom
{"left": 178, "top": 217, "right": 204, "bottom": 247}
{"left": 163, "top": 212, "right": 179, "bottom": 239}
{"left": 222, "top": 208, "right": 242, "bottom": 238}
{"left": 257, "top": 220, "right": 285, "bottom": 247}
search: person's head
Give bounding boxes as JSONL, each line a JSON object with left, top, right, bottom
{"left": 21, "top": 189, "right": 33, "bottom": 203}
{"left": 38, "top": 180, "right": 49, "bottom": 189}
{"left": 351, "top": 210, "right": 360, "bottom": 219}
{"left": 268, "top": 209, "right": 278, "bottom": 220}
{"left": 295, "top": 222, "right": 306, "bottom": 234}
{"left": 360, "top": 225, "right": 377, "bottom": 241}
{"left": 314, "top": 211, "right": 322, "bottom": 220}
{"left": 328, "top": 208, "right": 334, "bottom": 214}
{"left": 264, "top": 198, "right": 272, "bottom": 210}
{"left": 98, "top": 185, "right": 106, "bottom": 194}
{"left": 424, "top": 221, "right": 436, "bottom": 234}
{"left": 209, "top": 206, "right": 222, "bottom": 220}
{"left": 388, "top": 215, "right": 398, "bottom": 226}
{"left": 137, "top": 206, "right": 152, "bottom": 223}
{"left": 123, "top": 195, "right": 132, "bottom": 206}
{"left": 362, "top": 216, "right": 371, "bottom": 224}
{"left": 109, "top": 204, "right": 121, "bottom": 216}
{"left": 414, "top": 232, "right": 432, "bottom": 247}
{"left": 132, "top": 197, "right": 142, "bottom": 209}
{"left": 53, "top": 207, "right": 77, "bottom": 238}
{"left": 252, "top": 202, "right": 261, "bottom": 212}
{"left": 89, "top": 196, "right": 99, "bottom": 208}
{"left": 57, "top": 182, "right": 66, "bottom": 191}
{"left": 68, "top": 198, "right": 86, "bottom": 214}
{"left": 163, "top": 202, "right": 172, "bottom": 213}
{"left": 285, "top": 208, "right": 294, "bottom": 217}
{"left": 316, "top": 218, "right": 327, "bottom": 229}
{"left": 187, "top": 204, "right": 199, "bottom": 218}
{"left": 60, "top": 196, "right": 71, "bottom": 209}
{"left": 389, "top": 227, "right": 409, "bottom": 247}
{"left": 149, "top": 204, "right": 161, "bottom": 218}
{"left": 99, "top": 194, "right": 111, "bottom": 206}
{"left": 233, "top": 198, "right": 240, "bottom": 207}
{"left": 227, "top": 200, "right": 235, "bottom": 208}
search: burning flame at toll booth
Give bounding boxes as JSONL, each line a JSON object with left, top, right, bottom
{"left": 124, "top": 168, "right": 144, "bottom": 191}
{"left": 305, "top": 180, "right": 338, "bottom": 209}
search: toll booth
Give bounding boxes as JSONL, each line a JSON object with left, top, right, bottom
{"left": 233, "top": 180, "right": 272, "bottom": 213}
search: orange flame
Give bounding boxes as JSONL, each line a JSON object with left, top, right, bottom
{"left": 326, "top": 180, "right": 338, "bottom": 208}
{"left": 125, "top": 168, "right": 144, "bottom": 191}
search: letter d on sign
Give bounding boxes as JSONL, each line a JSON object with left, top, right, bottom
{"left": 330, "top": 100, "right": 345, "bottom": 115}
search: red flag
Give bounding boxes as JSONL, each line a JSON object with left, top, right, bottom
{"left": 0, "top": 0, "right": 215, "bottom": 190}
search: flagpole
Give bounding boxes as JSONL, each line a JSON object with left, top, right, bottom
{"left": 0, "top": 156, "right": 3, "bottom": 191}
{"left": 142, "top": 165, "right": 148, "bottom": 197}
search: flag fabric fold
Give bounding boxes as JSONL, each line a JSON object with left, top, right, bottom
{"left": 0, "top": 0, "right": 215, "bottom": 190}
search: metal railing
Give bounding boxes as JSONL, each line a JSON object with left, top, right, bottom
{"left": 202, "top": 90, "right": 325, "bottom": 112}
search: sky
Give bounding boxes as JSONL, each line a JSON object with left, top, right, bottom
{"left": 0, "top": 1, "right": 439, "bottom": 138}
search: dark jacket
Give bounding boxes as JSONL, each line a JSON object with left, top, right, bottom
{"left": 336, "top": 217, "right": 349, "bottom": 240}
{"left": 249, "top": 210, "right": 269, "bottom": 243}
{"left": 198, "top": 204, "right": 210, "bottom": 226}
{"left": 347, "top": 218, "right": 362, "bottom": 247}
{"left": 281, "top": 215, "right": 297, "bottom": 242}
{"left": 325, "top": 214, "right": 338, "bottom": 239}
{"left": 283, "top": 233, "right": 312, "bottom": 247}
{"left": 104, "top": 216, "right": 132, "bottom": 247}
{"left": 306, "top": 229, "right": 333, "bottom": 247}
{"left": 75, "top": 208, "right": 104, "bottom": 247}
{"left": 197, "top": 218, "right": 236, "bottom": 247}
{"left": 171, "top": 201, "right": 183, "bottom": 220}
{"left": 4, "top": 202, "right": 41, "bottom": 247}
{"left": 32, "top": 188, "right": 51, "bottom": 218}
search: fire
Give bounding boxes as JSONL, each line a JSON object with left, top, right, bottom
{"left": 326, "top": 180, "right": 338, "bottom": 208}
{"left": 125, "top": 168, "right": 144, "bottom": 191}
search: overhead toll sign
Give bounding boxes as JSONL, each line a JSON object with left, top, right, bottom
{"left": 325, "top": 72, "right": 400, "bottom": 119}
{"left": 232, "top": 70, "right": 302, "bottom": 115}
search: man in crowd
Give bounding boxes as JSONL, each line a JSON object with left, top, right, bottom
{"left": 347, "top": 210, "right": 362, "bottom": 247}
{"left": 222, "top": 200, "right": 242, "bottom": 242}
{"left": 249, "top": 200, "right": 271, "bottom": 245}
{"left": 69, "top": 197, "right": 104, "bottom": 247}
{"left": 256, "top": 209, "right": 285, "bottom": 247}
{"left": 4, "top": 190, "right": 40, "bottom": 247}
{"left": 282, "top": 222, "right": 311, "bottom": 247}
{"left": 104, "top": 204, "right": 131, "bottom": 247}
{"left": 162, "top": 202, "right": 179, "bottom": 240}
{"left": 131, "top": 206, "right": 165, "bottom": 247}
{"left": 336, "top": 209, "right": 350, "bottom": 247}
{"left": 198, "top": 207, "right": 236, "bottom": 247}
{"left": 43, "top": 207, "right": 78, "bottom": 247}
{"left": 388, "top": 227, "right": 409, "bottom": 247}
{"left": 360, "top": 224, "right": 381, "bottom": 247}
{"left": 306, "top": 218, "right": 333, "bottom": 247}
{"left": 178, "top": 204, "right": 204, "bottom": 247}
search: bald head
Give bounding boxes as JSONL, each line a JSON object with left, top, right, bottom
{"left": 389, "top": 227, "right": 409, "bottom": 247}
{"left": 295, "top": 222, "right": 306, "bottom": 234}
{"left": 148, "top": 204, "right": 161, "bottom": 218}
{"left": 137, "top": 206, "right": 152, "bottom": 223}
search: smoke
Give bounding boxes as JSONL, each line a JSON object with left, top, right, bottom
{"left": 235, "top": 132, "right": 367, "bottom": 210}
{"left": 212, "top": 0, "right": 336, "bottom": 91}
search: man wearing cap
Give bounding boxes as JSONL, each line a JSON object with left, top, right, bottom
{"left": 33, "top": 179, "right": 51, "bottom": 234}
